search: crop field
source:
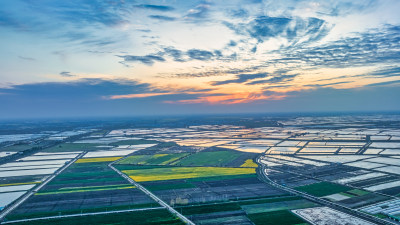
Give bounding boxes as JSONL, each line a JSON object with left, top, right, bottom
{"left": 170, "top": 151, "right": 244, "bottom": 166}
{"left": 117, "top": 153, "right": 189, "bottom": 165}
{"left": 35, "top": 184, "right": 135, "bottom": 195}
{"left": 241, "top": 199, "right": 317, "bottom": 214}
{"left": 8, "top": 208, "right": 184, "bottom": 225}
{"left": 142, "top": 176, "right": 289, "bottom": 209}
{"left": 247, "top": 210, "right": 307, "bottom": 225}
{"left": 293, "top": 207, "right": 375, "bottom": 225}
{"left": 7, "top": 161, "right": 157, "bottom": 219}
{"left": 76, "top": 157, "right": 122, "bottom": 163}
{"left": 240, "top": 159, "right": 258, "bottom": 167}
{"left": 2, "top": 116, "right": 400, "bottom": 224}
{"left": 294, "top": 182, "right": 352, "bottom": 197}
{"left": 172, "top": 196, "right": 312, "bottom": 224}
{"left": 122, "top": 166, "right": 256, "bottom": 182}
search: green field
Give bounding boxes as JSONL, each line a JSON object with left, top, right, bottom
{"left": 346, "top": 189, "right": 370, "bottom": 196}
{"left": 122, "top": 166, "right": 255, "bottom": 182}
{"left": 239, "top": 196, "right": 301, "bottom": 206}
{"left": 141, "top": 174, "right": 258, "bottom": 191}
{"left": 118, "top": 153, "right": 189, "bottom": 165}
{"left": 294, "top": 182, "right": 352, "bottom": 197}
{"left": 42, "top": 162, "right": 125, "bottom": 187}
{"left": 247, "top": 210, "right": 307, "bottom": 225}
{"left": 171, "top": 151, "right": 242, "bottom": 166}
{"left": 241, "top": 199, "right": 316, "bottom": 214}
{"left": 8, "top": 209, "right": 184, "bottom": 225}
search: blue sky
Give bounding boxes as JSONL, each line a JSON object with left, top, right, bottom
{"left": 0, "top": 0, "right": 399, "bottom": 118}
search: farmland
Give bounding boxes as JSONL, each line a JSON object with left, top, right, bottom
{"left": 170, "top": 151, "right": 242, "bottom": 166}
{"left": 6, "top": 161, "right": 158, "bottom": 219}
{"left": 8, "top": 208, "right": 184, "bottom": 225}
{"left": 294, "top": 182, "right": 352, "bottom": 197}
{"left": 247, "top": 210, "right": 307, "bottom": 225}
{"left": 117, "top": 153, "right": 189, "bottom": 165}
{"left": 1, "top": 114, "right": 400, "bottom": 224}
{"left": 122, "top": 166, "right": 256, "bottom": 182}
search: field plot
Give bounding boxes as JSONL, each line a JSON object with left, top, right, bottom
{"left": 294, "top": 182, "right": 352, "bottom": 197}
{"left": 241, "top": 198, "right": 316, "bottom": 214}
{"left": 171, "top": 151, "right": 245, "bottom": 166}
{"left": 365, "top": 180, "right": 400, "bottom": 192}
{"left": 117, "top": 153, "right": 188, "bottom": 165}
{"left": 0, "top": 191, "right": 26, "bottom": 210}
{"left": 122, "top": 166, "right": 256, "bottom": 182}
{"left": 43, "top": 143, "right": 103, "bottom": 152}
{"left": 7, "top": 162, "right": 157, "bottom": 220}
{"left": 335, "top": 172, "right": 387, "bottom": 184}
{"left": 292, "top": 206, "right": 375, "bottom": 225}
{"left": 247, "top": 210, "right": 307, "bottom": 225}
{"left": 76, "top": 157, "right": 122, "bottom": 163}
{"left": 240, "top": 159, "right": 258, "bottom": 167}
{"left": 362, "top": 199, "right": 400, "bottom": 219}
{"left": 0, "top": 184, "right": 35, "bottom": 193}
{"left": 0, "top": 151, "right": 79, "bottom": 198}
{"left": 174, "top": 196, "right": 312, "bottom": 225}
{"left": 375, "top": 166, "right": 400, "bottom": 175}
{"left": 7, "top": 208, "right": 184, "bottom": 225}
{"left": 0, "top": 152, "right": 17, "bottom": 158}
{"left": 18, "top": 153, "right": 79, "bottom": 161}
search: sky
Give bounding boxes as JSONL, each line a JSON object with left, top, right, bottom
{"left": 0, "top": 0, "right": 399, "bottom": 118}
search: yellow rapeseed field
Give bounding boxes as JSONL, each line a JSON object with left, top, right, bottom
{"left": 0, "top": 181, "right": 40, "bottom": 187}
{"left": 75, "top": 157, "right": 122, "bottom": 163}
{"left": 240, "top": 159, "right": 258, "bottom": 168}
{"left": 123, "top": 167, "right": 255, "bottom": 182}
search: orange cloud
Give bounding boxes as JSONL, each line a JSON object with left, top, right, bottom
{"left": 107, "top": 92, "right": 171, "bottom": 99}
{"left": 165, "top": 92, "right": 286, "bottom": 105}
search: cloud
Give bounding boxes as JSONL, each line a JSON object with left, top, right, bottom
{"left": 227, "top": 40, "right": 237, "bottom": 47}
{"left": 118, "top": 46, "right": 234, "bottom": 65}
{"left": 249, "top": 74, "right": 298, "bottom": 85}
{"left": 368, "top": 66, "right": 400, "bottom": 78}
{"left": 166, "top": 92, "right": 285, "bottom": 105}
{"left": 187, "top": 49, "right": 214, "bottom": 61}
{"left": 248, "top": 16, "right": 291, "bottom": 41}
{"left": 18, "top": 56, "right": 35, "bottom": 61}
{"left": 225, "top": 15, "right": 329, "bottom": 45}
{"left": 59, "top": 71, "right": 76, "bottom": 77}
{"left": 163, "top": 47, "right": 185, "bottom": 62}
{"left": 365, "top": 80, "right": 400, "bottom": 87}
{"left": 0, "top": 78, "right": 178, "bottom": 118}
{"left": 211, "top": 73, "right": 268, "bottom": 85}
{"left": 277, "top": 25, "right": 400, "bottom": 68}
{"left": 134, "top": 4, "right": 174, "bottom": 11}
{"left": 148, "top": 15, "right": 176, "bottom": 21}
{"left": 117, "top": 54, "right": 165, "bottom": 66}
{"left": 185, "top": 4, "right": 211, "bottom": 20}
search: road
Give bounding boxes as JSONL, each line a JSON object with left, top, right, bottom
{"left": 256, "top": 156, "right": 396, "bottom": 225}
{"left": 108, "top": 160, "right": 195, "bottom": 225}
{"left": 2, "top": 207, "right": 164, "bottom": 224}
{"left": 0, "top": 151, "right": 87, "bottom": 222}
